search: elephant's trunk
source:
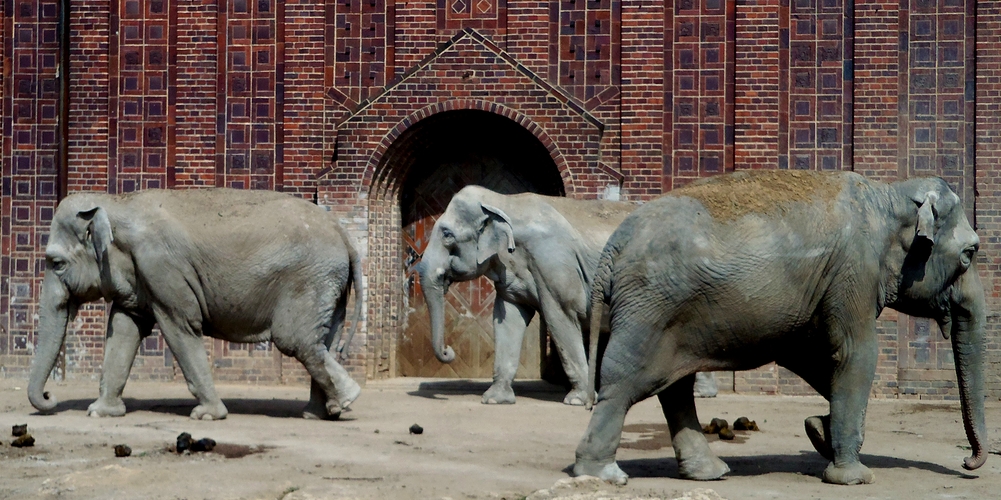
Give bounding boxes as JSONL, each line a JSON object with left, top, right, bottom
{"left": 28, "top": 272, "right": 72, "bottom": 413}
{"left": 948, "top": 268, "right": 988, "bottom": 471}
{"left": 418, "top": 262, "right": 455, "bottom": 363}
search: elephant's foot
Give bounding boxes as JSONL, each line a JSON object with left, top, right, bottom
{"left": 804, "top": 415, "right": 834, "bottom": 461}
{"left": 573, "top": 460, "right": 628, "bottom": 485}
{"left": 693, "top": 372, "right": 718, "bottom": 398}
{"left": 337, "top": 376, "right": 362, "bottom": 410}
{"left": 87, "top": 398, "right": 126, "bottom": 418}
{"left": 563, "top": 387, "right": 588, "bottom": 406}
{"left": 302, "top": 400, "right": 340, "bottom": 421}
{"left": 822, "top": 462, "right": 874, "bottom": 485}
{"left": 482, "top": 382, "right": 516, "bottom": 405}
{"left": 678, "top": 454, "right": 730, "bottom": 481}
{"left": 189, "top": 401, "right": 228, "bottom": 421}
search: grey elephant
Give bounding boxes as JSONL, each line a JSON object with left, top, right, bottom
{"left": 28, "top": 188, "right": 363, "bottom": 421}
{"left": 414, "top": 185, "right": 638, "bottom": 405}
{"left": 574, "top": 170, "right": 987, "bottom": 485}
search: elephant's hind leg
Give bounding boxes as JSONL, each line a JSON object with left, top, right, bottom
{"left": 573, "top": 391, "right": 630, "bottom": 485}
{"left": 779, "top": 344, "right": 837, "bottom": 461}
{"left": 658, "top": 375, "right": 730, "bottom": 480}
{"left": 276, "top": 297, "right": 360, "bottom": 420}
{"left": 538, "top": 296, "right": 589, "bottom": 406}
{"left": 574, "top": 353, "right": 658, "bottom": 484}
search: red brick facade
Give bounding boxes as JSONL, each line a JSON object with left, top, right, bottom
{"left": 2, "top": 0, "right": 999, "bottom": 400}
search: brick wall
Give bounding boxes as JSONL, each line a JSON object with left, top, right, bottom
{"left": 2, "top": 0, "right": 999, "bottom": 402}
{"left": 977, "top": 2, "right": 1001, "bottom": 399}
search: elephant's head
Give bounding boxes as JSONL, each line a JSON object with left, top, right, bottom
{"left": 416, "top": 188, "right": 515, "bottom": 363}
{"left": 28, "top": 195, "right": 116, "bottom": 413}
{"left": 890, "top": 177, "right": 987, "bottom": 471}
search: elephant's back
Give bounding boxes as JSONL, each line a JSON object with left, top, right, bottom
{"left": 526, "top": 196, "right": 637, "bottom": 252}
{"left": 126, "top": 188, "right": 351, "bottom": 267}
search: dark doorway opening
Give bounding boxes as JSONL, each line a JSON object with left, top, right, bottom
{"left": 387, "top": 110, "right": 564, "bottom": 379}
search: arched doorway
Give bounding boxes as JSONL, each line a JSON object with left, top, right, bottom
{"left": 388, "top": 109, "right": 565, "bottom": 378}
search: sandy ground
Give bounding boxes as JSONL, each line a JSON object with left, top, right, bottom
{"left": 1, "top": 377, "right": 999, "bottom": 500}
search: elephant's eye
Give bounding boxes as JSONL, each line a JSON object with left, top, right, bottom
{"left": 50, "top": 258, "right": 68, "bottom": 274}
{"left": 960, "top": 246, "right": 977, "bottom": 268}
{"left": 441, "top": 228, "right": 455, "bottom": 244}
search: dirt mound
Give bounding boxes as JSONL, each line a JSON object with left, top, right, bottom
{"left": 675, "top": 170, "right": 843, "bottom": 221}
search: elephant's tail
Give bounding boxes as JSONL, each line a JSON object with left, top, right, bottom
{"left": 585, "top": 243, "right": 616, "bottom": 410}
{"left": 337, "top": 233, "right": 365, "bottom": 364}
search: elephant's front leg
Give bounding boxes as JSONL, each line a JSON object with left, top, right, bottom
{"left": 157, "top": 317, "right": 228, "bottom": 420}
{"left": 483, "top": 298, "right": 534, "bottom": 404}
{"left": 88, "top": 307, "right": 150, "bottom": 417}
{"left": 823, "top": 330, "right": 878, "bottom": 485}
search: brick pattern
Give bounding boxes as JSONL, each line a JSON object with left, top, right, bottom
{"left": 670, "top": 0, "right": 734, "bottom": 188}
{"left": 852, "top": 0, "right": 897, "bottom": 182}
{"left": 2, "top": 0, "right": 62, "bottom": 375}
{"left": 68, "top": 0, "right": 111, "bottom": 192}
{"left": 977, "top": 2, "right": 1001, "bottom": 399}
{"left": 334, "top": 0, "right": 387, "bottom": 103}
{"left": 439, "top": 0, "right": 502, "bottom": 29}
{"left": 556, "top": 0, "right": 612, "bottom": 101}
{"left": 217, "top": 0, "right": 282, "bottom": 191}
{"left": 282, "top": 0, "right": 328, "bottom": 198}
{"left": 781, "top": 0, "right": 852, "bottom": 171}
{"left": 619, "top": 0, "right": 662, "bottom": 199}
{"left": 734, "top": 0, "right": 779, "bottom": 171}
{"left": 2, "top": 0, "right": 1000, "bottom": 401}
{"left": 894, "top": 0, "right": 976, "bottom": 400}
{"left": 111, "top": 0, "right": 173, "bottom": 194}
{"left": 173, "top": 0, "right": 218, "bottom": 187}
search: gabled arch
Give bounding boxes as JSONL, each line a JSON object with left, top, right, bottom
{"left": 363, "top": 99, "right": 577, "bottom": 198}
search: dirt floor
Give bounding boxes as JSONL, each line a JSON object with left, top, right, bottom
{"left": 1, "top": 377, "right": 999, "bottom": 500}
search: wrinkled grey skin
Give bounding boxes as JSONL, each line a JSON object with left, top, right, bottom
{"left": 28, "top": 188, "right": 363, "bottom": 421}
{"left": 575, "top": 171, "right": 987, "bottom": 486}
{"left": 415, "top": 185, "right": 636, "bottom": 405}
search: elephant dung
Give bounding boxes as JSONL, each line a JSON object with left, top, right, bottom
{"left": 718, "top": 427, "right": 736, "bottom": 441}
{"left": 11, "top": 434, "right": 35, "bottom": 447}
{"left": 733, "top": 417, "right": 758, "bottom": 431}
{"left": 11, "top": 424, "right": 27, "bottom": 437}
{"left": 702, "top": 418, "right": 729, "bottom": 435}
{"left": 175, "top": 432, "right": 216, "bottom": 453}
{"left": 114, "top": 444, "right": 132, "bottom": 457}
{"left": 175, "top": 432, "right": 194, "bottom": 453}
{"left": 409, "top": 424, "right": 424, "bottom": 435}
{"left": 191, "top": 438, "right": 217, "bottom": 453}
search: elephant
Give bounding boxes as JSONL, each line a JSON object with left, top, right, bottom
{"left": 414, "top": 185, "right": 638, "bottom": 405}
{"left": 574, "top": 170, "right": 987, "bottom": 486}
{"left": 28, "top": 188, "right": 364, "bottom": 421}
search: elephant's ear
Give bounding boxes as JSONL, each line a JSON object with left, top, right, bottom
{"left": 915, "top": 191, "right": 939, "bottom": 244}
{"left": 77, "top": 207, "right": 114, "bottom": 269}
{"left": 476, "top": 203, "right": 515, "bottom": 265}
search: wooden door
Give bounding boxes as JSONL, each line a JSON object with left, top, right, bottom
{"left": 897, "top": 316, "right": 957, "bottom": 397}
{"left": 398, "top": 158, "right": 546, "bottom": 378}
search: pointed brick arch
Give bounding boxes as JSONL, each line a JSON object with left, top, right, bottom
{"left": 365, "top": 99, "right": 576, "bottom": 197}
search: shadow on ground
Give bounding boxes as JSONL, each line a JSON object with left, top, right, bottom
{"left": 406, "top": 379, "right": 567, "bottom": 403}
{"left": 48, "top": 397, "right": 316, "bottom": 419}
{"left": 604, "top": 451, "right": 974, "bottom": 481}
